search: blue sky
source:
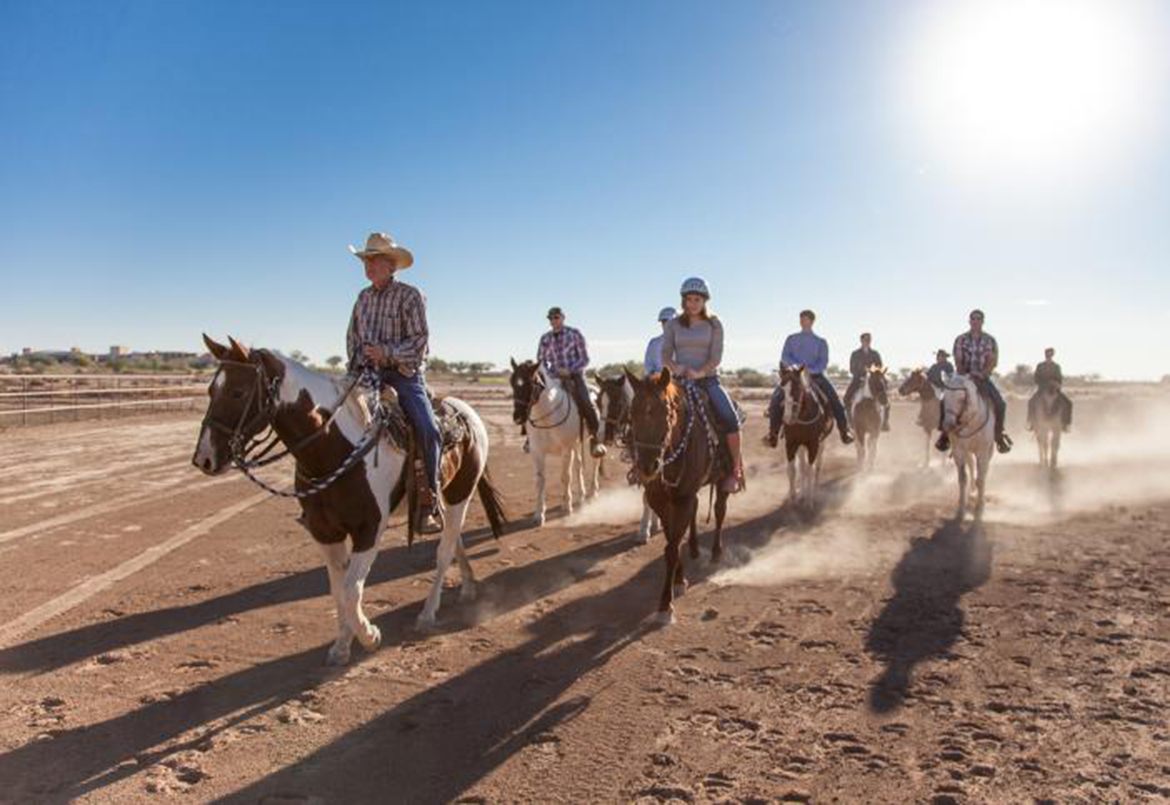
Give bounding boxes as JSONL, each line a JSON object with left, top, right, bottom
{"left": 2, "top": 0, "right": 1167, "bottom": 378}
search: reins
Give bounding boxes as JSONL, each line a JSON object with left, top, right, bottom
{"left": 203, "top": 359, "right": 387, "bottom": 500}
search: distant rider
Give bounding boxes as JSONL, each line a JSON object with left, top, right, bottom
{"left": 843, "top": 332, "right": 890, "bottom": 432}
{"left": 1027, "top": 347, "right": 1072, "bottom": 432}
{"left": 936, "top": 309, "right": 1012, "bottom": 454}
{"left": 536, "top": 307, "right": 607, "bottom": 458}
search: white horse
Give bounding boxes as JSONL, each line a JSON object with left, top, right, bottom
{"left": 195, "top": 337, "right": 506, "bottom": 664}
{"left": 940, "top": 374, "right": 995, "bottom": 521}
{"left": 509, "top": 359, "right": 600, "bottom": 526}
{"left": 596, "top": 374, "right": 659, "bottom": 543}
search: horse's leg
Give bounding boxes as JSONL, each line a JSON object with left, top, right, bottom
{"left": 340, "top": 543, "right": 382, "bottom": 652}
{"left": 787, "top": 445, "right": 798, "bottom": 504}
{"left": 711, "top": 487, "right": 729, "bottom": 563}
{"left": 315, "top": 540, "right": 355, "bottom": 666}
{"left": 656, "top": 503, "right": 682, "bottom": 624}
{"left": 870, "top": 433, "right": 879, "bottom": 472}
{"left": 417, "top": 521, "right": 459, "bottom": 629}
{"left": 587, "top": 450, "right": 600, "bottom": 500}
{"left": 855, "top": 430, "right": 865, "bottom": 468}
{"left": 533, "top": 449, "right": 548, "bottom": 527}
{"left": 687, "top": 499, "right": 700, "bottom": 560}
{"left": 448, "top": 500, "right": 477, "bottom": 603}
{"left": 954, "top": 450, "right": 968, "bottom": 521}
{"left": 1051, "top": 429, "right": 1060, "bottom": 469}
{"left": 638, "top": 491, "right": 654, "bottom": 544}
{"left": 563, "top": 446, "right": 576, "bottom": 515}
{"left": 674, "top": 496, "right": 696, "bottom": 598}
{"left": 974, "top": 449, "right": 990, "bottom": 521}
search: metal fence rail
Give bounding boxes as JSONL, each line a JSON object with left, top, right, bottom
{"left": 0, "top": 374, "right": 209, "bottom": 427}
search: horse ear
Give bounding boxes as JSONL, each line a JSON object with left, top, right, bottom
{"left": 624, "top": 367, "right": 642, "bottom": 391}
{"left": 202, "top": 333, "right": 230, "bottom": 361}
{"left": 510, "top": 357, "right": 518, "bottom": 371}
{"left": 657, "top": 366, "right": 672, "bottom": 389}
{"left": 226, "top": 336, "right": 250, "bottom": 362}
{"left": 254, "top": 348, "right": 284, "bottom": 380}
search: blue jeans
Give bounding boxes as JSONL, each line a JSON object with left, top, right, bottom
{"left": 382, "top": 369, "right": 441, "bottom": 492}
{"left": 695, "top": 376, "right": 740, "bottom": 434}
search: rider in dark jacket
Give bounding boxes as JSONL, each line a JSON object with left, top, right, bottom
{"left": 1027, "top": 348, "right": 1072, "bottom": 431}
{"left": 843, "top": 333, "right": 889, "bottom": 431}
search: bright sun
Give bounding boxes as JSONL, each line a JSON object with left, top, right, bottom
{"left": 902, "top": 0, "right": 1164, "bottom": 186}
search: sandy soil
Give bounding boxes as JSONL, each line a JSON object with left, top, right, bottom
{"left": 0, "top": 386, "right": 1168, "bottom": 804}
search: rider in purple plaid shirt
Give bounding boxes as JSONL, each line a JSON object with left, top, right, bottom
{"left": 935, "top": 309, "right": 1013, "bottom": 455}
{"left": 536, "top": 307, "right": 606, "bottom": 458}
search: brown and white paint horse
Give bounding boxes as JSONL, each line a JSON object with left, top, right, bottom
{"left": 899, "top": 369, "right": 943, "bottom": 467}
{"left": 781, "top": 366, "right": 833, "bottom": 509}
{"left": 626, "top": 368, "right": 730, "bottom": 624}
{"left": 193, "top": 336, "right": 506, "bottom": 664}
{"left": 597, "top": 374, "right": 660, "bottom": 543}
{"left": 509, "top": 359, "right": 600, "bottom": 526}
{"left": 1031, "top": 382, "right": 1064, "bottom": 470}
{"left": 851, "top": 366, "right": 889, "bottom": 472}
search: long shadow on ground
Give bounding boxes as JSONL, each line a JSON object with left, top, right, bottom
{"left": 0, "top": 524, "right": 642, "bottom": 802}
{"left": 865, "top": 519, "right": 994, "bottom": 713}
{"left": 0, "top": 521, "right": 512, "bottom": 676}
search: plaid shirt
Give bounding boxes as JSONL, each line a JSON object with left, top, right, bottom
{"left": 346, "top": 279, "right": 429, "bottom": 376}
{"left": 953, "top": 331, "right": 998, "bottom": 376}
{"left": 537, "top": 326, "right": 589, "bottom": 374}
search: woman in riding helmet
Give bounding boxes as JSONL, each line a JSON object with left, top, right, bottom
{"left": 661, "top": 277, "right": 744, "bottom": 493}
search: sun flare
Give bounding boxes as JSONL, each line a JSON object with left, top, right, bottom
{"left": 902, "top": 0, "right": 1164, "bottom": 186}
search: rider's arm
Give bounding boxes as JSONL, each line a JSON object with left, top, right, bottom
{"left": 807, "top": 337, "right": 829, "bottom": 375}
{"left": 389, "top": 287, "right": 429, "bottom": 373}
{"left": 696, "top": 317, "right": 723, "bottom": 378}
{"left": 985, "top": 337, "right": 999, "bottom": 375}
{"left": 345, "top": 297, "right": 362, "bottom": 376}
{"left": 662, "top": 320, "right": 681, "bottom": 376}
{"left": 570, "top": 329, "right": 589, "bottom": 374}
{"left": 780, "top": 335, "right": 799, "bottom": 370}
{"left": 850, "top": 349, "right": 864, "bottom": 378}
{"left": 644, "top": 338, "right": 661, "bottom": 376}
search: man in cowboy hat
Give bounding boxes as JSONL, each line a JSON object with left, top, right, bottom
{"left": 926, "top": 349, "right": 954, "bottom": 389}
{"left": 536, "top": 307, "right": 606, "bottom": 458}
{"left": 346, "top": 232, "right": 444, "bottom": 535}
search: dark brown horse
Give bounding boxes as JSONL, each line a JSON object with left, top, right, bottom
{"left": 625, "top": 368, "right": 730, "bottom": 624}
{"left": 780, "top": 366, "right": 833, "bottom": 508}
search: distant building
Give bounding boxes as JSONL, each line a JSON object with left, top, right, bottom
{"left": 109, "top": 346, "right": 131, "bottom": 358}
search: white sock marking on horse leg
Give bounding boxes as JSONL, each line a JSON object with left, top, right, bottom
{"left": 534, "top": 452, "right": 548, "bottom": 524}
{"left": 341, "top": 546, "right": 379, "bottom": 648}
{"left": 315, "top": 540, "right": 354, "bottom": 663}
{"left": 419, "top": 528, "right": 458, "bottom": 625}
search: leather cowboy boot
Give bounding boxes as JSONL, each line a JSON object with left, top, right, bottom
{"left": 721, "top": 432, "right": 745, "bottom": 493}
{"left": 416, "top": 489, "right": 444, "bottom": 536}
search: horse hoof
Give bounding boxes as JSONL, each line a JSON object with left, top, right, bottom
{"left": 360, "top": 625, "right": 382, "bottom": 652}
{"left": 635, "top": 533, "right": 650, "bottom": 546}
{"left": 325, "top": 645, "right": 351, "bottom": 666}
{"left": 673, "top": 583, "right": 688, "bottom": 598}
{"left": 533, "top": 515, "right": 545, "bottom": 528}
{"left": 459, "top": 582, "right": 478, "bottom": 603}
{"left": 415, "top": 614, "right": 438, "bottom": 633}
{"left": 651, "top": 611, "right": 675, "bottom": 626}
{"left": 710, "top": 550, "right": 723, "bottom": 565}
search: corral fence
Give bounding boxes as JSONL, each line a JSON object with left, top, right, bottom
{"left": 0, "top": 374, "right": 210, "bottom": 428}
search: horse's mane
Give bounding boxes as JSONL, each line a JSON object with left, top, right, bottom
{"left": 271, "top": 350, "right": 371, "bottom": 425}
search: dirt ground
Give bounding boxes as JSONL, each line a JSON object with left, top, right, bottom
{"left": 1, "top": 383, "right": 1168, "bottom": 804}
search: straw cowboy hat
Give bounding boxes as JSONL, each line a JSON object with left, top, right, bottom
{"left": 348, "top": 232, "right": 414, "bottom": 269}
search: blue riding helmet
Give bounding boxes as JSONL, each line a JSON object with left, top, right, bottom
{"left": 680, "top": 277, "right": 710, "bottom": 299}
{"left": 657, "top": 306, "right": 676, "bottom": 321}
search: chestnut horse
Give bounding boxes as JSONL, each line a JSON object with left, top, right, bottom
{"left": 625, "top": 368, "right": 730, "bottom": 624}
{"left": 781, "top": 366, "right": 833, "bottom": 508}
{"left": 898, "top": 369, "right": 943, "bottom": 467}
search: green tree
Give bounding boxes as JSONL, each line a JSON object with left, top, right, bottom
{"left": 593, "top": 360, "right": 642, "bottom": 378}
{"left": 325, "top": 355, "right": 344, "bottom": 371}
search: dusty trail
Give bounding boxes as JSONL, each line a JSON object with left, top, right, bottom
{"left": 0, "top": 387, "right": 1167, "bottom": 803}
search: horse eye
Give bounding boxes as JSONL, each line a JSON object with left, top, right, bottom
{"left": 231, "top": 390, "right": 245, "bottom": 400}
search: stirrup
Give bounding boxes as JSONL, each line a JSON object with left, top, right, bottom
{"left": 415, "top": 503, "right": 444, "bottom": 535}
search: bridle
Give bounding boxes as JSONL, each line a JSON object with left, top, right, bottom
{"left": 201, "top": 358, "right": 371, "bottom": 497}
{"left": 599, "top": 381, "right": 630, "bottom": 445}
{"left": 942, "top": 379, "right": 991, "bottom": 440}
{"left": 628, "top": 380, "right": 718, "bottom": 488}
{"left": 515, "top": 368, "right": 573, "bottom": 430}
{"left": 783, "top": 368, "right": 826, "bottom": 427}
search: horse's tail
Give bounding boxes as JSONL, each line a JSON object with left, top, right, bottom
{"left": 476, "top": 471, "right": 509, "bottom": 539}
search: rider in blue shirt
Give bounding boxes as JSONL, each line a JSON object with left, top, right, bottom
{"left": 765, "top": 310, "right": 854, "bottom": 445}
{"left": 643, "top": 306, "right": 676, "bottom": 376}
